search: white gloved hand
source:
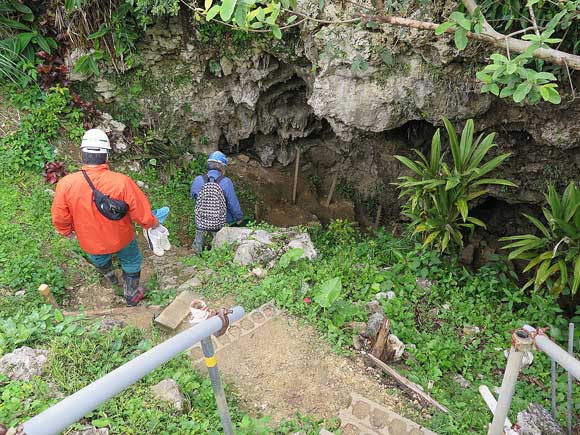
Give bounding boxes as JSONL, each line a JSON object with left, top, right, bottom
{"left": 156, "top": 224, "right": 171, "bottom": 251}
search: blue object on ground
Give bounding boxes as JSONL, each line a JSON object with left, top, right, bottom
{"left": 153, "top": 207, "right": 170, "bottom": 224}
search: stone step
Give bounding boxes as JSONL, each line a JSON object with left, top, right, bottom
{"left": 188, "top": 300, "right": 280, "bottom": 362}
{"left": 154, "top": 290, "right": 201, "bottom": 330}
{"left": 339, "top": 393, "right": 437, "bottom": 435}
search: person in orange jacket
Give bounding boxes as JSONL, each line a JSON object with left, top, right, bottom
{"left": 51, "top": 129, "right": 159, "bottom": 306}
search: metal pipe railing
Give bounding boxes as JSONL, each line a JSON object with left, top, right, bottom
{"left": 21, "top": 306, "right": 244, "bottom": 435}
{"left": 522, "top": 325, "right": 580, "bottom": 381}
{"left": 486, "top": 325, "right": 579, "bottom": 435}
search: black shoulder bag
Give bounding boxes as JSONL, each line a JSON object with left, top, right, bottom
{"left": 82, "top": 170, "right": 129, "bottom": 221}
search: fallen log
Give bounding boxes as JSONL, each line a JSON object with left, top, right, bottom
{"left": 367, "top": 353, "right": 450, "bottom": 414}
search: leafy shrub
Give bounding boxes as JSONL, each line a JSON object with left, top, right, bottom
{"left": 0, "top": 1, "right": 58, "bottom": 86}
{"left": 502, "top": 182, "right": 580, "bottom": 295}
{"left": 395, "top": 118, "right": 515, "bottom": 253}
{"left": 0, "top": 86, "right": 83, "bottom": 173}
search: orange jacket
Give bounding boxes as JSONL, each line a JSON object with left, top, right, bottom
{"left": 51, "top": 164, "right": 158, "bottom": 255}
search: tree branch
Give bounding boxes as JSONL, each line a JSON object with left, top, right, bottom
{"left": 360, "top": 10, "right": 580, "bottom": 70}
{"left": 461, "top": 0, "right": 580, "bottom": 69}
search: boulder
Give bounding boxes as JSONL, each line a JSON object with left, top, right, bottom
{"left": 151, "top": 379, "right": 187, "bottom": 412}
{"left": 213, "top": 227, "right": 317, "bottom": 266}
{"left": 234, "top": 240, "right": 277, "bottom": 266}
{"left": 286, "top": 233, "right": 317, "bottom": 260}
{"left": 0, "top": 347, "right": 48, "bottom": 381}
{"left": 213, "top": 227, "right": 253, "bottom": 247}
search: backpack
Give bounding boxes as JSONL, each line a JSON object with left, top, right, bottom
{"left": 194, "top": 174, "right": 227, "bottom": 231}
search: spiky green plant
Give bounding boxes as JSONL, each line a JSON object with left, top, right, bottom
{"left": 395, "top": 118, "right": 516, "bottom": 253}
{"left": 501, "top": 182, "right": 580, "bottom": 295}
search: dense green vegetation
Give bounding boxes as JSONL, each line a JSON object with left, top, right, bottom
{"left": 0, "top": 88, "right": 333, "bottom": 434}
{"left": 186, "top": 221, "right": 579, "bottom": 434}
{"left": 1, "top": 0, "right": 580, "bottom": 426}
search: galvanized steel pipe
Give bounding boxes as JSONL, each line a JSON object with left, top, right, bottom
{"left": 523, "top": 325, "right": 580, "bottom": 381}
{"left": 488, "top": 330, "right": 533, "bottom": 435}
{"left": 22, "top": 306, "right": 244, "bottom": 435}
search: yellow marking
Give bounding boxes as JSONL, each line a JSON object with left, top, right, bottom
{"left": 205, "top": 355, "right": 217, "bottom": 367}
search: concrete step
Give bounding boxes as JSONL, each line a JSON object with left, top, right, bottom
{"left": 188, "top": 300, "right": 280, "bottom": 362}
{"left": 154, "top": 290, "right": 201, "bottom": 330}
{"left": 339, "top": 393, "right": 437, "bottom": 435}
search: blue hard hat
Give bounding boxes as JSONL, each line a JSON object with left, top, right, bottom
{"left": 208, "top": 151, "right": 228, "bottom": 167}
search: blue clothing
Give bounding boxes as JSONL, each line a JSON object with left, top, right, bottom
{"left": 87, "top": 238, "right": 142, "bottom": 274}
{"left": 190, "top": 169, "right": 243, "bottom": 224}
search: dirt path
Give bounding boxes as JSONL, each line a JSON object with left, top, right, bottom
{"left": 207, "top": 312, "right": 399, "bottom": 423}
{"left": 65, "top": 232, "right": 422, "bottom": 431}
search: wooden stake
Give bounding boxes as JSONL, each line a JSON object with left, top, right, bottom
{"left": 292, "top": 147, "right": 300, "bottom": 204}
{"left": 370, "top": 318, "right": 391, "bottom": 360}
{"left": 325, "top": 171, "right": 339, "bottom": 208}
{"left": 367, "top": 353, "right": 450, "bottom": 414}
{"left": 38, "top": 284, "right": 58, "bottom": 308}
{"left": 374, "top": 205, "right": 383, "bottom": 229}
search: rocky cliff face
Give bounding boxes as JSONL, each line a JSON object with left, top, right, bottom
{"left": 75, "top": 0, "right": 580, "bottom": 225}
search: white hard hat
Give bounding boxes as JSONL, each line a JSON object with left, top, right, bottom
{"left": 81, "top": 129, "right": 111, "bottom": 154}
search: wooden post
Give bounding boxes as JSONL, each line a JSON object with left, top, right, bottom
{"left": 38, "top": 284, "right": 58, "bottom": 307}
{"left": 370, "top": 318, "right": 391, "bottom": 360}
{"left": 292, "top": 147, "right": 300, "bottom": 204}
{"left": 325, "top": 171, "right": 339, "bottom": 208}
{"left": 374, "top": 205, "right": 383, "bottom": 229}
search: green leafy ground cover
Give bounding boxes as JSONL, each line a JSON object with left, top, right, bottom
{"left": 186, "top": 221, "right": 580, "bottom": 434}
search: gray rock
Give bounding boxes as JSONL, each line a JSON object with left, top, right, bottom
{"left": 452, "top": 374, "right": 471, "bottom": 389}
{"left": 365, "top": 312, "right": 386, "bottom": 340}
{"left": 286, "top": 233, "right": 318, "bottom": 260}
{"left": 14, "top": 290, "right": 25, "bottom": 297}
{"left": 416, "top": 277, "right": 433, "bottom": 290}
{"left": 213, "top": 227, "right": 317, "bottom": 266}
{"left": 177, "top": 277, "right": 202, "bottom": 290}
{"left": 220, "top": 56, "right": 234, "bottom": 76}
{"left": 516, "top": 403, "right": 565, "bottom": 435}
{"left": 213, "top": 227, "right": 253, "bottom": 247}
{"left": 0, "top": 347, "right": 48, "bottom": 381}
{"left": 151, "top": 379, "right": 187, "bottom": 411}
{"left": 69, "top": 426, "right": 109, "bottom": 435}
{"left": 251, "top": 267, "right": 267, "bottom": 278}
{"left": 375, "top": 291, "right": 395, "bottom": 300}
{"left": 234, "top": 240, "right": 277, "bottom": 266}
